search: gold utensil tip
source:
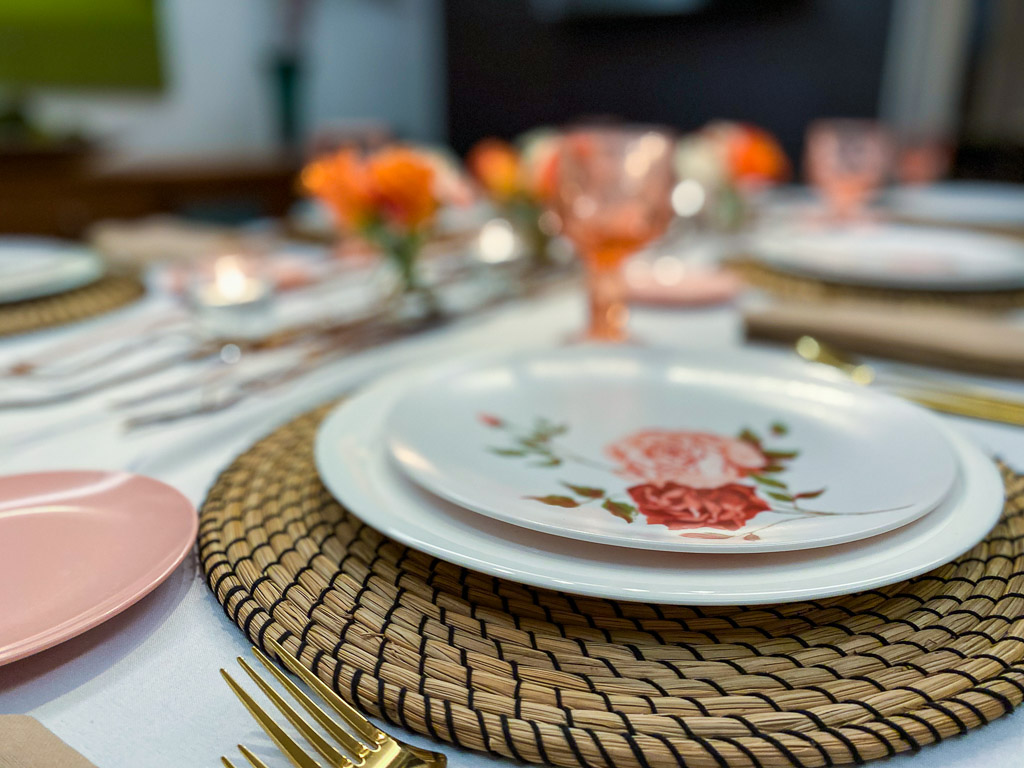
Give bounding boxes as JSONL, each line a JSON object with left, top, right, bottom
{"left": 221, "top": 640, "right": 447, "bottom": 768}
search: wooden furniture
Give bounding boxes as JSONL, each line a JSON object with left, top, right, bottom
{"left": 0, "top": 149, "right": 300, "bottom": 237}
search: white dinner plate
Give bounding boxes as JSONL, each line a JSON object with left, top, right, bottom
{"left": 315, "top": 363, "right": 1003, "bottom": 605}
{"left": 884, "top": 182, "right": 1024, "bottom": 227}
{"left": 750, "top": 222, "right": 1024, "bottom": 291}
{"left": 385, "top": 347, "right": 957, "bottom": 553}
{"left": 0, "top": 238, "right": 105, "bottom": 304}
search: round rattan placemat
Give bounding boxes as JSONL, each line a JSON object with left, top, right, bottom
{"left": 200, "top": 403, "right": 1024, "bottom": 768}
{"left": 731, "top": 260, "right": 1024, "bottom": 313}
{"left": 0, "top": 273, "right": 145, "bottom": 337}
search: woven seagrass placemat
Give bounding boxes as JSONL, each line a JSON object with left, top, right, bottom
{"left": 0, "top": 273, "right": 145, "bottom": 337}
{"left": 200, "top": 403, "right": 1024, "bottom": 768}
{"left": 731, "top": 260, "right": 1024, "bottom": 313}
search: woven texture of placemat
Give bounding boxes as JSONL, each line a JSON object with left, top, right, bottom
{"left": 731, "top": 260, "right": 1024, "bottom": 312}
{"left": 200, "top": 403, "right": 1024, "bottom": 768}
{"left": 0, "top": 273, "right": 145, "bottom": 337}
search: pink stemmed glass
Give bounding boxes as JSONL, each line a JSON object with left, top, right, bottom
{"left": 554, "top": 126, "right": 676, "bottom": 343}
{"left": 897, "top": 134, "right": 952, "bottom": 186}
{"left": 805, "top": 119, "right": 891, "bottom": 221}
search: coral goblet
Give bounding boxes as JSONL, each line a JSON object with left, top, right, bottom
{"left": 554, "top": 127, "right": 676, "bottom": 342}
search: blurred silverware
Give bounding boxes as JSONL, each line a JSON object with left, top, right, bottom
{"left": 120, "top": 313, "right": 440, "bottom": 431}
{"left": 2, "top": 308, "right": 190, "bottom": 379}
{"left": 796, "top": 335, "right": 1024, "bottom": 426}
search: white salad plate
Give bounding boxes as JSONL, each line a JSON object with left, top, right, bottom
{"left": 884, "top": 182, "right": 1024, "bottom": 227}
{"left": 750, "top": 222, "right": 1024, "bottom": 291}
{"left": 0, "top": 238, "right": 105, "bottom": 304}
{"left": 385, "top": 347, "right": 958, "bottom": 553}
{"left": 314, "top": 357, "right": 1004, "bottom": 605}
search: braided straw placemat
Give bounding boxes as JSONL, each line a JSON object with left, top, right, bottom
{"left": 731, "top": 260, "right": 1024, "bottom": 313}
{"left": 200, "top": 403, "right": 1024, "bottom": 768}
{"left": 0, "top": 273, "right": 145, "bottom": 337}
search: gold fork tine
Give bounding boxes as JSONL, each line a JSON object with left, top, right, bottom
{"left": 221, "top": 758, "right": 237, "bottom": 768}
{"left": 238, "top": 744, "right": 273, "bottom": 768}
{"left": 237, "top": 657, "right": 355, "bottom": 768}
{"left": 264, "top": 640, "right": 386, "bottom": 746}
{"left": 251, "top": 647, "right": 372, "bottom": 760}
{"left": 220, "top": 668, "right": 322, "bottom": 768}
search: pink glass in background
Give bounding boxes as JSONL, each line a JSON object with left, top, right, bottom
{"left": 897, "top": 134, "right": 953, "bottom": 186}
{"left": 805, "top": 119, "right": 892, "bottom": 221}
{"left": 554, "top": 126, "right": 676, "bottom": 343}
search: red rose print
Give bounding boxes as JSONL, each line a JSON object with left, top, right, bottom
{"left": 478, "top": 413, "right": 504, "bottom": 428}
{"left": 627, "top": 482, "right": 771, "bottom": 530}
{"left": 607, "top": 430, "right": 767, "bottom": 488}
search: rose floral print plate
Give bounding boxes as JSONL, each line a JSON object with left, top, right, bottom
{"left": 316, "top": 367, "right": 1002, "bottom": 603}
{"left": 385, "top": 347, "right": 959, "bottom": 553}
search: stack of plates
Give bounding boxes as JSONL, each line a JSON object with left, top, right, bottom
{"left": 314, "top": 346, "right": 1004, "bottom": 605}
{"left": 0, "top": 237, "right": 105, "bottom": 304}
{"left": 749, "top": 222, "right": 1024, "bottom": 292}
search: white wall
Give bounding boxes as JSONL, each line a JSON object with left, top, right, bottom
{"left": 31, "top": 0, "right": 445, "bottom": 159}
{"left": 878, "top": 0, "right": 973, "bottom": 137}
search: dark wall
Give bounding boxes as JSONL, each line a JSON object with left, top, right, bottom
{"left": 444, "top": 0, "right": 893, "bottom": 165}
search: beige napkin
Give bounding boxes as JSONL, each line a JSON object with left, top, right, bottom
{"left": 0, "top": 716, "right": 97, "bottom": 768}
{"left": 744, "top": 300, "right": 1024, "bottom": 378}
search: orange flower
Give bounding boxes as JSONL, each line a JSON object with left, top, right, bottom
{"left": 302, "top": 146, "right": 439, "bottom": 234}
{"left": 301, "top": 149, "right": 375, "bottom": 230}
{"left": 522, "top": 135, "right": 561, "bottom": 202}
{"left": 366, "top": 147, "right": 439, "bottom": 231}
{"left": 467, "top": 138, "right": 523, "bottom": 202}
{"left": 724, "top": 125, "right": 790, "bottom": 186}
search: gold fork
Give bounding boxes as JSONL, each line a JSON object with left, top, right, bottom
{"left": 221, "top": 639, "right": 447, "bottom": 768}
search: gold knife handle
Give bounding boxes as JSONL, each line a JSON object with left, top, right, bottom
{"left": 894, "top": 388, "right": 1024, "bottom": 427}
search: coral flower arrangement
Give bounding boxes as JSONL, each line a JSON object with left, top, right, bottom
{"left": 302, "top": 146, "right": 446, "bottom": 302}
{"left": 675, "top": 121, "right": 790, "bottom": 230}
{"left": 466, "top": 132, "right": 560, "bottom": 268}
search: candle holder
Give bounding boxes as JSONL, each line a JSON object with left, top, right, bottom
{"left": 187, "top": 254, "right": 275, "bottom": 339}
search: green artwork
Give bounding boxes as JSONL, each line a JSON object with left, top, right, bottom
{"left": 0, "top": 0, "right": 163, "bottom": 90}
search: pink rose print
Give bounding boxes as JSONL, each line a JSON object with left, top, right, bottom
{"left": 606, "top": 430, "right": 767, "bottom": 489}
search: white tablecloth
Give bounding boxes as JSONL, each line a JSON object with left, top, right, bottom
{"left": 2, "top": 285, "right": 1024, "bottom": 767}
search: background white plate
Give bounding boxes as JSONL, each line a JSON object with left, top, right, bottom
{"left": 386, "top": 347, "right": 957, "bottom": 553}
{"left": 315, "top": 366, "right": 1003, "bottom": 604}
{"left": 750, "top": 222, "right": 1024, "bottom": 291}
{"left": 0, "top": 238, "right": 105, "bottom": 304}
{"left": 884, "top": 182, "right": 1024, "bottom": 227}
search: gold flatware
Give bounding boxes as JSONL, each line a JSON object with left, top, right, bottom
{"left": 796, "top": 335, "right": 1024, "bottom": 426}
{"left": 221, "top": 639, "right": 446, "bottom": 768}
{"left": 221, "top": 744, "right": 270, "bottom": 768}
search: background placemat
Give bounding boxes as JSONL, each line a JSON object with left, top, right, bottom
{"left": 731, "top": 259, "right": 1024, "bottom": 313}
{"left": 200, "top": 403, "right": 1024, "bottom": 768}
{"left": 0, "top": 273, "right": 145, "bottom": 337}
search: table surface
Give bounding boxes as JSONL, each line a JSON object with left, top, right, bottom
{"left": 1, "top": 277, "right": 1024, "bottom": 767}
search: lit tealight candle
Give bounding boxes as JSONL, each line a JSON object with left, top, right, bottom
{"left": 190, "top": 254, "right": 274, "bottom": 338}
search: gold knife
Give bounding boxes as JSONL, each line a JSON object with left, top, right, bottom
{"left": 795, "top": 336, "right": 1024, "bottom": 427}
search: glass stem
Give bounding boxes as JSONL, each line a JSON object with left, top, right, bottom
{"left": 585, "top": 260, "right": 629, "bottom": 342}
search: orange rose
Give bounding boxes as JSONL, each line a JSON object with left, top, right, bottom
{"left": 366, "top": 147, "right": 439, "bottom": 231}
{"left": 467, "top": 138, "right": 523, "bottom": 203}
{"left": 724, "top": 125, "right": 790, "bottom": 186}
{"left": 301, "top": 149, "right": 375, "bottom": 230}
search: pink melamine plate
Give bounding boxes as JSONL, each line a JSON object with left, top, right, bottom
{"left": 0, "top": 471, "right": 197, "bottom": 666}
